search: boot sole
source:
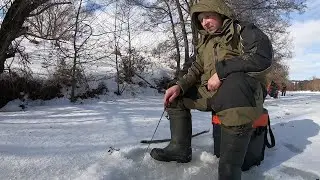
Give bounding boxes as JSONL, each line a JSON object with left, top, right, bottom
{"left": 150, "top": 150, "right": 191, "bottom": 163}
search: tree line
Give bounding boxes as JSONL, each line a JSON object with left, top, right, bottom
{"left": 288, "top": 78, "right": 320, "bottom": 91}
{"left": 0, "top": 0, "right": 308, "bottom": 107}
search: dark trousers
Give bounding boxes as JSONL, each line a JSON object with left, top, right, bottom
{"left": 168, "top": 72, "right": 265, "bottom": 179}
{"left": 219, "top": 124, "right": 253, "bottom": 180}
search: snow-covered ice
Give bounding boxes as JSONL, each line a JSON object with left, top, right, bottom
{"left": 0, "top": 91, "right": 320, "bottom": 180}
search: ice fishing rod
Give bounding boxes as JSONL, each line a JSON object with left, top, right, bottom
{"left": 134, "top": 108, "right": 166, "bottom": 172}
{"left": 146, "top": 107, "right": 167, "bottom": 152}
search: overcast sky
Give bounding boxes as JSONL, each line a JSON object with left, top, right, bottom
{"left": 84, "top": 0, "right": 320, "bottom": 81}
{"left": 1, "top": 0, "right": 319, "bottom": 80}
{"left": 287, "top": 0, "right": 320, "bottom": 80}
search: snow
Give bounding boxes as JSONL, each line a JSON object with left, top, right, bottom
{"left": 1, "top": 91, "right": 320, "bottom": 180}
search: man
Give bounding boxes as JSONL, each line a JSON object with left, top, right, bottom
{"left": 268, "top": 80, "right": 279, "bottom": 98}
{"left": 281, "top": 83, "right": 287, "bottom": 96}
{"left": 150, "top": 0, "right": 273, "bottom": 179}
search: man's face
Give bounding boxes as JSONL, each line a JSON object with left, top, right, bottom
{"left": 198, "top": 12, "right": 223, "bottom": 33}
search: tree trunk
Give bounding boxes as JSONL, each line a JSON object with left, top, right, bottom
{"left": 70, "top": 0, "right": 83, "bottom": 102}
{"left": 188, "top": 0, "right": 198, "bottom": 55}
{"left": 165, "top": 1, "right": 181, "bottom": 78}
{"left": 175, "top": 0, "right": 189, "bottom": 75}
{"left": 0, "top": 0, "right": 49, "bottom": 74}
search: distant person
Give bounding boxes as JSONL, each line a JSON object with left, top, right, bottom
{"left": 149, "top": 0, "right": 273, "bottom": 179}
{"left": 268, "top": 81, "right": 279, "bottom": 98}
{"left": 281, "top": 83, "right": 287, "bottom": 96}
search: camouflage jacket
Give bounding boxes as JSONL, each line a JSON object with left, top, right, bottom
{"left": 177, "top": 0, "right": 273, "bottom": 95}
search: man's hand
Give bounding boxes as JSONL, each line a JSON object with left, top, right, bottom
{"left": 164, "top": 85, "right": 181, "bottom": 107}
{"left": 207, "top": 73, "right": 221, "bottom": 91}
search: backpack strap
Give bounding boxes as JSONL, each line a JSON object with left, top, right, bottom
{"left": 265, "top": 114, "right": 275, "bottom": 148}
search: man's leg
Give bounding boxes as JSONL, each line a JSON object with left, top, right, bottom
{"left": 150, "top": 102, "right": 192, "bottom": 163}
{"left": 210, "top": 72, "right": 264, "bottom": 179}
{"left": 150, "top": 85, "right": 214, "bottom": 163}
{"left": 219, "top": 124, "right": 253, "bottom": 180}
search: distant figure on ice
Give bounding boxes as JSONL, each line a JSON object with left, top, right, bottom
{"left": 281, "top": 83, "right": 287, "bottom": 96}
{"left": 268, "top": 80, "right": 279, "bottom": 98}
{"left": 149, "top": 0, "right": 273, "bottom": 179}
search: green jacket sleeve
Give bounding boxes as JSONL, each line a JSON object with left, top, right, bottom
{"left": 178, "top": 54, "right": 196, "bottom": 78}
{"left": 176, "top": 54, "right": 204, "bottom": 95}
{"left": 215, "top": 22, "right": 273, "bottom": 79}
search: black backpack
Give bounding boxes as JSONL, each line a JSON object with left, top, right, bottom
{"left": 212, "top": 108, "right": 275, "bottom": 171}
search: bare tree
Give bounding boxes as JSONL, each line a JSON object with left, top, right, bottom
{"left": 113, "top": 0, "right": 121, "bottom": 95}
{"left": 70, "top": 0, "right": 83, "bottom": 102}
{"left": 48, "top": 0, "right": 94, "bottom": 102}
{"left": 134, "top": 0, "right": 183, "bottom": 77}
{"left": 26, "top": 0, "right": 74, "bottom": 42}
{"left": 174, "top": 0, "right": 189, "bottom": 75}
{"left": 0, "top": 0, "right": 71, "bottom": 74}
{"left": 111, "top": 0, "right": 154, "bottom": 94}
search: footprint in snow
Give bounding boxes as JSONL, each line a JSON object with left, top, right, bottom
{"left": 282, "top": 142, "right": 303, "bottom": 153}
{"left": 279, "top": 166, "right": 320, "bottom": 180}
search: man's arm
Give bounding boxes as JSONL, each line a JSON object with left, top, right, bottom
{"left": 178, "top": 54, "right": 196, "bottom": 78}
{"left": 176, "top": 54, "right": 204, "bottom": 95}
{"left": 215, "top": 23, "right": 273, "bottom": 79}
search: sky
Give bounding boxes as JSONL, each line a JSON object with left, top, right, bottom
{"left": 81, "top": 0, "right": 320, "bottom": 81}
{"left": 287, "top": 0, "right": 320, "bottom": 80}
{"left": 0, "top": 91, "right": 320, "bottom": 179}
{"left": 0, "top": 1, "right": 319, "bottom": 81}
{"left": 73, "top": 0, "right": 320, "bottom": 81}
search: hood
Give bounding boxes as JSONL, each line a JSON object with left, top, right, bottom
{"left": 190, "top": 0, "right": 234, "bottom": 35}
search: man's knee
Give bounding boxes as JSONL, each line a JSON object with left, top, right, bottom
{"left": 221, "top": 72, "right": 252, "bottom": 89}
{"left": 225, "top": 72, "right": 246, "bottom": 79}
{"left": 211, "top": 72, "right": 257, "bottom": 112}
{"left": 166, "top": 97, "right": 184, "bottom": 109}
{"left": 168, "top": 85, "right": 209, "bottom": 110}
{"left": 218, "top": 72, "right": 257, "bottom": 100}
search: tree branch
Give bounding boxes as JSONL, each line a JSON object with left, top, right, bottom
{"left": 25, "top": 32, "right": 61, "bottom": 41}
{"left": 54, "top": 40, "right": 73, "bottom": 58}
{"left": 77, "top": 23, "right": 93, "bottom": 51}
{"left": 15, "top": 27, "right": 28, "bottom": 38}
{"left": 132, "top": 0, "right": 168, "bottom": 13}
{"left": 28, "top": 2, "right": 72, "bottom": 17}
{"left": 134, "top": 72, "right": 157, "bottom": 89}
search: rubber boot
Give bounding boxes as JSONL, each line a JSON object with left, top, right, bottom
{"left": 218, "top": 124, "right": 253, "bottom": 180}
{"left": 150, "top": 109, "right": 192, "bottom": 163}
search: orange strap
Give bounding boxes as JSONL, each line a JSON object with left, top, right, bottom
{"left": 212, "top": 115, "right": 221, "bottom": 125}
{"left": 212, "top": 113, "right": 269, "bottom": 128}
{"left": 252, "top": 113, "right": 269, "bottom": 128}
